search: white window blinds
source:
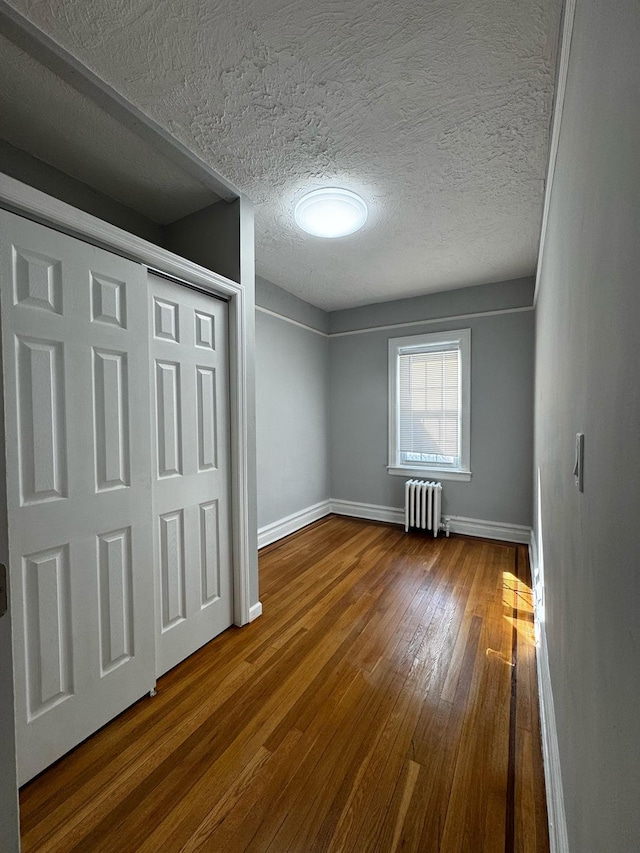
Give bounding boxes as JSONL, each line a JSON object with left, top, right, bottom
{"left": 398, "top": 346, "right": 461, "bottom": 467}
{"left": 388, "top": 328, "right": 470, "bottom": 479}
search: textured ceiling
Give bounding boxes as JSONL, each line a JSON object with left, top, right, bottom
{"left": 5, "top": 0, "right": 562, "bottom": 309}
{"left": 0, "top": 33, "right": 220, "bottom": 223}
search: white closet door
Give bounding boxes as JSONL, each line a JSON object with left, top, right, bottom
{"left": 0, "top": 212, "right": 155, "bottom": 784}
{"left": 149, "top": 274, "right": 232, "bottom": 677}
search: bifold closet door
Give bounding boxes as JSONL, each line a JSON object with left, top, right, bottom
{"left": 149, "top": 274, "right": 232, "bottom": 677}
{"left": 0, "top": 211, "right": 155, "bottom": 784}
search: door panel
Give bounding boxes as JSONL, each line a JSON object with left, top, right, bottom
{"left": 155, "top": 360, "right": 182, "bottom": 477}
{"left": 149, "top": 275, "right": 232, "bottom": 677}
{"left": 16, "top": 336, "right": 67, "bottom": 502}
{"left": 0, "top": 211, "right": 155, "bottom": 784}
{"left": 23, "top": 544, "right": 72, "bottom": 718}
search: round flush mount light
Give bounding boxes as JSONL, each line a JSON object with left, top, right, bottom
{"left": 294, "top": 188, "right": 368, "bottom": 238}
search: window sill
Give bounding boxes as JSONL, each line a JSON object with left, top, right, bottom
{"left": 387, "top": 466, "right": 472, "bottom": 482}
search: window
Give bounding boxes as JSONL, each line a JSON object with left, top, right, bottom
{"left": 388, "top": 328, "right": 471, "bottom": 481}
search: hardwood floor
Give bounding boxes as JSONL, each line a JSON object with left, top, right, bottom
{"left": 20, "top": 516, "right": 549, "bottom": 852}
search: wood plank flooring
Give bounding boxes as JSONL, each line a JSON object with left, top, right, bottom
{"left": 19, "top": 516, "right": 549, "bottom": 852}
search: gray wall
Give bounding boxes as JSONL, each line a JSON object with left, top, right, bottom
{"left": 0, "top": 145, "right": 243, "bottom": 287}
{"left": 164, "top": 199, "right": 241, "bottom": 284}
{"left": 0, "top": 140, "right": 163, "bottom": 244}
{"left": 256, "top": 278, "right": 330, "bottom": 529}
{"left": 256, "top": 275, "right": 330, "bottom": 333}
{"left": 533, "top": 0, "right": 640, "bottom": 849}
{"left": 329, "top": 295, "right": 535, "bottom": 525}
{"left": 329, "top": 277, "right": 534, "bottom": 334}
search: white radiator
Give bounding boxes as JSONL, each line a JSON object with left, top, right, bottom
{"left": 404, "top": 480, "right": 442, "bottom": 536}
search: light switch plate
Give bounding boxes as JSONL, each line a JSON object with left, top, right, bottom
{"left": 574, "top": 433, "right": 585, "bottom": 492}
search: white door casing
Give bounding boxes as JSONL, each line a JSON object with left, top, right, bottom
{"left": 0, "top": 211, "right": 156, "bottom": 784}
{"left": 149, "top": 274, "right": 233, "bottom": 677}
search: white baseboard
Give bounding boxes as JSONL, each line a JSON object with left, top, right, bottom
{"left": 330, "top": 502, "right": 531, "bottom": 544}
{"left": 258, "top": 501, "right": 531, "bottom": 547}
{"left": 248, "top": 601, "right": 263, "bottom": 622}
{"left": 257, "top": 499, "right": 331, "bottom": 549}
{"left": 530, "top": 534, "right": 569, "bottom": 853}
{"left": 536, "top": 624, "right": 569, "bottom": 853}
{"left": 529, "top": 529, "right": 539, "bottom": 585}
{"left": 330, "top": 499, "right": 404, "bottom": 526}
{"left": 444, "top": 515, "right": 531, "bottom": 544}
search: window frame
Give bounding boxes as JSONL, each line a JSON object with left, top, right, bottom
{"left": 387, "top": 328, "right": 472, "bottom": 481}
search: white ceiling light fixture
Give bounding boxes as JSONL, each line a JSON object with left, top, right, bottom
{"left": 294, "top": 188, "right": 368, "bottom": 238}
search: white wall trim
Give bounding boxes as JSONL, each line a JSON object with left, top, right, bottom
{"left": 0, "top": 173, "right": 254, "bottom": 627}
{"left": 257, "top": 499, "right": 331, "bottom": 549}
{"left": 330, "top": 499, "right": 404, "bottom": 525}
{"left": 331, "top": 501, "right": 534, "bottom": 544}
{"left": 234, "top": 195, "right": 256, "bottom": 628}
{"left": 529, "top": 530, "right": 570, "bottom": 853}
{"left": 534, "top": 0, "right": 577, "bottom": 307}
{"left": 329, "top": 305, "right": 534, "bottom": 338}
{"left": 249, "top": 602, "right": 263, "bottom": 621}
{"left": 528, "top": 530, "right": 539, "bottom": 595}
{"left": 255, "top": 305, "right": 329, "bottom": 337}
{"left": 444, "top": 515, "right": 531, "bottom": 544}
{"left": 255, "top": 300, "right": 534, "bottom": 341}
{"left": 387, "top": 466, "right": 472, "bottom": 482}
{"left": 528, "top": 528, "right": 542, "bottom": 640}
{"left": 262, "top": 500, "right": 532, "bottom": 547}
{"left": 535, "top": 623, "right": 569, "bottom": 853}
